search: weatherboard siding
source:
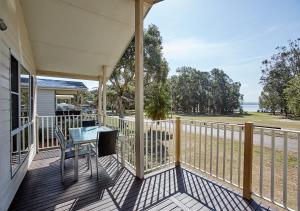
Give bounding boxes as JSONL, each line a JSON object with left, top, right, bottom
{"left": 0, "top": 1, "right": 36, "bottom": 211}
{"left": 37, "top": 89, "right": 55, "bottom": 116}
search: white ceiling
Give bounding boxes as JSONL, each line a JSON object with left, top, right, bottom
{"left": 20, "top": 0, "right": 152, "bottom": 80}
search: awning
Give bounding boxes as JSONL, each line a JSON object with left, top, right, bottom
{"left": 21, "top": 0, "right": 155, "bottom": 80}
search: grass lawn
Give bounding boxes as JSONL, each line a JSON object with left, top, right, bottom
{"left": 173, "top": 112, "right": 300, "bottom": 130}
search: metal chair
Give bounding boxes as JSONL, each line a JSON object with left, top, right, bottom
{"left": 94, "top": 130, "right": 119, "bottom": 179}
{"left": 82, "top": 120, "right": 96, "bottom": 127}
{"left": 55, "top": 127, "right": 92, "bottom": 181}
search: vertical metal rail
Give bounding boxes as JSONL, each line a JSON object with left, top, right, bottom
{"left": 160, "top": 121, "right": 163, "bottom": 166}
{"left": 185, "top": 122, "right": 187, "bottom": 164}
{"left": 230, "top": 125, "right": 234, "bottom": 183}
{"left": 238, "top": 126, "right": 242, "bottom": 187}
{"left": 145, "top": 121, "right": 148, "bottom": 171}
{"left": 189, "top": 121, "right": 192, "bottom": 165}
{"left": 46, "top": 117, "right": 49, "bottom": 148}
{"left": 199, "top": 122, "right": 202, "bottom": 170}
{"left": 155, "top": 122, "right": 158, "bottom": 168}
{"left": 223, "top": 124, "right": 226, "bottom": 180}
{"left": 216, "top": 123, "right": 220, "bottom": 176}
{"left": 164, "top": 121, "right": 167, "bottom": 164}
{"left": 210, "top": 123, "right": 213, "bottom": 174}
{"left": 271, "top": 130, "right": 275, "bottom": 202}
{"left": 151, "top": 122, "right": 153, "bottom": 170}
{"left": 204, "top": 123, "right": 207, "bottom": 172}
{"left": 259, "top": 128, "right": 264, "bottom": 197}
{"left": 283, "top": 131, "right": 288, "bottom": 208}
{"left": 193, "top": 122, "right": 196, "bottom": 167}
{"left": 51, "top": 117, "right": 54, "bottom": 147}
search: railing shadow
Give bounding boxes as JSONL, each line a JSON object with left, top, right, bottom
{"left": 10, "top": 150, "right": 271, "bottom": 211}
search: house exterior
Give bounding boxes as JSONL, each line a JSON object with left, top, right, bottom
{"left": 1, "top": 1, "right": 296, "bottom": 211}
{"left": 22, "top": 77, "right": 87, "bottom": 116}
{"left": 0, "top": 0, "right": 154, "bottom": 210}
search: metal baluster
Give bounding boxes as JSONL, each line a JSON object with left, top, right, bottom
{"left": 223, "top": 124, "right": 226, "bottom": 180}
{"left": 271, "top": 130, "right": 275, "bottom": 202}
{"left": 283, "top": 131, "right": 288, "bottom": 208}
{"left": 230, "top": 125, "right": 234, "bottom": 183}
{"left": 259, "top": 128, "right": 264, "bottom": 196}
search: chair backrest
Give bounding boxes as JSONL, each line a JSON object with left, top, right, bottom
{"left": 82, "top": 120, "right": 96, "bottom": 127}
{"left": 97, "top": 130, "right": 118, "bottom": 157}
{"left": 55, "top": 126, "right": 66, "bottom": 151}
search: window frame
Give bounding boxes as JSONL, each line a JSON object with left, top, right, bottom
{"left": 10, "top": 52, "right": 34, "bottom": 177}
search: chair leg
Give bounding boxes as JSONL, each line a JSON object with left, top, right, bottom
{"left": 61, "top": 158, "right": 64, "bottom": 182}
{"left": 95, "top": 155, "right": 99, "bottom": 179}
{"left": 117, "top": 152, "right": 119, "bottom": 170}
{"left": 89, "top": 154, "right": 92, "bottom": 176}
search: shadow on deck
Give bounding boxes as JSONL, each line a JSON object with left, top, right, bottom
{"left": 10, "top": 150, "right": 272, "bottom": 211}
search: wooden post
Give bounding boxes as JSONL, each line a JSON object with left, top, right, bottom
{"left": 97, "top": 78, "right": 102, "bottom": 124}
{"left": 243, "top": 122, "right": 253, "bottom": 200}
{"left": 135, "top": 0, "right": 144, "bottom": 179}
{"left": 102, "top": 65, "right": 107, "bottom": 125}
{"left": 175, "top": 117, "right": 181, "bottom": 166}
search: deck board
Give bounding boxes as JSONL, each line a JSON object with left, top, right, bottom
{"left": 10, "top": 150, "right": 272, "bottom": 211}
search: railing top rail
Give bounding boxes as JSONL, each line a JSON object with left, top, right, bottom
{"left": 254, "top": 125, "right": 300, "bottom": 133}
{"left": 38, "top": 114, "right": 98, "bottom": 118}
{"left": 181, "top": 119, "right": 244, "bottom": 127}
{"left": 144, "top": 119, "right": 176, "bottom": 123}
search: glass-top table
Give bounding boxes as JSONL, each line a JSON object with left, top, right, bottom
{"left": 69, "top": 126, "right": 112, "bottom": 144}
{"left": 69, "top": 126, "right": 125, "bottom": 181}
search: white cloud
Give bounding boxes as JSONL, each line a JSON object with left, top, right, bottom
{"left": 163, "top": 38, "right": 231, "bottom": 60}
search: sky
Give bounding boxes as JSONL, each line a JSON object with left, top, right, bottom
{"left": 41, "top": 0, "right": 300, "bottom": 102}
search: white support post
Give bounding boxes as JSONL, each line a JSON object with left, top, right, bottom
{"left": 135, "top": 0, "right": 144, "bottom": 179}
{"left": 102, "top": 65, "right": 107, "bottom": 125}
{"left": 98, "top": 77, "right": 103, "bottom": 125}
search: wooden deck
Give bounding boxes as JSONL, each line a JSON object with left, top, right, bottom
{"left": 10, "top": 150, "right": 273, "bottom": 211}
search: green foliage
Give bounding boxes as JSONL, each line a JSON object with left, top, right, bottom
{"left": 171, "top": 67, "right": 242, "bottom": 114}
{"left": 109, "top": 24, "right": 170, "bottom": 118}
{"left": 259, "top": 38, "right": 300, "bottom": 115}
{"left": 145, "top": 82, "right": 171, "bottom": 120}
{"left": 284, "top": 74, "right": 300, "bottom": 116}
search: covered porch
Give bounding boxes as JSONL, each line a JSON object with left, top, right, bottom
{"left": 9, "top": 149, "right": 270, "bottom": 211}
{"left": 1, "top": 0, "right": 297, "bottom": 210}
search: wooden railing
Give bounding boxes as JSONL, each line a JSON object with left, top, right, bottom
{"left": 252, "top": 126, "right": 300, "bottom": 210}
{"left": 178, "top": 119, "right": 244, "bottom": 188}
{"left": 174, "top": 118, "right": 299, "bottom": 211}
{"left": 143, "top": 119, "right": 176, "bottom": 173}
{"left": 36, "top": 115, "right": 300, "bottom": 210}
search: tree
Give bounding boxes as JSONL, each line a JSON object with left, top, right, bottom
{"left": 170, "top": 67, "right": 242, "bottom": 114}
{"left": 109, "top": 24, "right": 169, "bottom": 118}
{"left": 145, "top": 82, "right": 171, "bottom": 120}
{"left": 284, "top": 74, "right": 300, "bottom": 116}
{"left": 259, "top": 39, "right": 300, "bottom": 115}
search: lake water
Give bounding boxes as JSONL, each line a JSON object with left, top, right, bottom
{"left": 242, "top": 103, "right": 260, "bottom": 112}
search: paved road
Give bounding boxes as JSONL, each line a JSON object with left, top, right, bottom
{"left": 114, "top": 116, "right": 299, "bottom": 152}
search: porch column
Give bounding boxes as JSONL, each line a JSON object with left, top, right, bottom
{"left": 135, "top": 0, "right": 144, "bottom": 179}
{"left": 98, "top": 77, "right": 103, "bottom": 124}
{"left": 102, "top": 65, "right": 107, "bottom": 125}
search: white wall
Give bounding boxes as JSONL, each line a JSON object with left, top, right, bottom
{"left": 37, "top": 89, "right": 55, "bottom": 116}
{"left": 0, "top": 0, "right": 36, "bottom": 210}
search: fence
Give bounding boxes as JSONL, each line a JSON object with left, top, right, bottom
{"left": 37, "top": 114, "right": 99, "bottom": 149}
{"left": 36, "top": 115, "right": 300, "bottom": 210}
{"left": 179, "top": 120, "right": 244, "bottom": 188}
{"left": 252, "top": 126, "right": 300, "bottom": 210}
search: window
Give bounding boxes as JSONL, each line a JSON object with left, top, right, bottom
{"left": 10, "top": 54, "right": 34, "bottom": 176}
